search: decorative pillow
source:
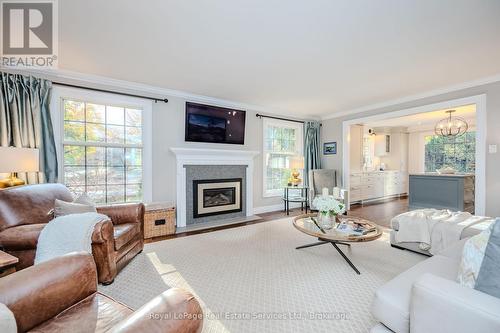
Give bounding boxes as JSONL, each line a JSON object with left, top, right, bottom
{"left": 474, "top": 219, "right": 500, "bottom": 298}
{"left": 54, "top": 194, "right": 97, "bottom": 217}
{"left": 0, "top": 303, "right": 16, "bottom": 333}
{"left": 457, "top": 218, "right": 500, "bottom": 298}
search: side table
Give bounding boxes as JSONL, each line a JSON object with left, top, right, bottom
{"left": 0, "top": 250, "right": 18, "bottom": 278}
{"left": 283, "top": 186, "right": 309, "bottom": 215}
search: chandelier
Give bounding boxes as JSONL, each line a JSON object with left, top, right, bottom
{"left": 434, "top": 110, "right": 468, "bottom": 137}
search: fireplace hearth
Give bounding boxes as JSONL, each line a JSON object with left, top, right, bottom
{"left": 193, "top": 178, "right": 242, "bottom": 218}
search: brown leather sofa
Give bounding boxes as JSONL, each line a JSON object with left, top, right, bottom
{"left": 0, "top": 252, "right": 203, "bottom": 333}
{"left": 0, "top": 184, "right": 145, "bottom": 284}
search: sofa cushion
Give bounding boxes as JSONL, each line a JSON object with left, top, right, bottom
{"left": 475, "top": 220, "right": 500, "bottom": 298}
{"left": 0, "top": 224, "right": 46, "bottom": 250}
{"left": 436, "top": 238, "right": 467, "bottom": 261}
{"left": 54, "top": 199, "right": 96, "bottom": 217}
{"left": 371, "top": 254, "right": 459, "bottom": 333}
{"left": 30, "top": 293, "right": 132, "bottom": 333}
{"left": 113, "top": 223, "right": 139, "bottom": 251}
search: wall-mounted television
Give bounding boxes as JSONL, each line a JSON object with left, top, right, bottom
{"left": 185, "top": 102, "right": 246, "bottom": 145}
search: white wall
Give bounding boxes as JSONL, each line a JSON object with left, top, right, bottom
{"left": 321, "top": 81, "right": 500, "bottom": 217}
{"left": 6, "top": 68, "right": 299, "bottom": 212}
{"left": 151, "top": 95, "right": 284, "bottom": 210}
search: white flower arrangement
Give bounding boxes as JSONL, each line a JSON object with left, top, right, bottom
{"left": 313, "top": 195, "right": 346, "bottom": 216}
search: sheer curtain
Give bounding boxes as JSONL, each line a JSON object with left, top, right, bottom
{"left": 0, "top": 72, "right": 57, "bottom": 183}
{"left": 303, "top": 121, "right": 322, "bottom": 186}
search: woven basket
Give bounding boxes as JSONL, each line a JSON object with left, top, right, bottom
{"left": 144, "top": 204, "right": 176, "bottom": 239}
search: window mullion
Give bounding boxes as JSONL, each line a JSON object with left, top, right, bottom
{"left": 63, "top": 98, "right": 144, "bottom": 204}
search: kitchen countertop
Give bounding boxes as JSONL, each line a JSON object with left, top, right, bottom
{"left": 351, "top": 170, "right": 402, "bottom": 175}
{"left": 409, "top": 172, "right": 475, "bottom": 177}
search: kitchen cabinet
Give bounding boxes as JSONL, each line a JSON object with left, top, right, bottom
{"left": 374, "top": 134, "right": 390, "bottom": 156}
{"left": 349, "top": 125, "right": 363, "bottom": 171}
{"left": 350, "top": 171, "right": 408, "bottom": 203}
{"left": 409, "top": 173, "right": 475, "bottom": 213}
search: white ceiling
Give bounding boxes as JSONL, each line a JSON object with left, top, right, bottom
{"left": 365, "top": 104, "right": 476, "bottom": 128}
{"left": 59, "top": 0, "right": 500, "bottom": 118}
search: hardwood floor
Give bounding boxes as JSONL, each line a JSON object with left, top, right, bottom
{"left": 145, "top": 197, "right": 408, "bottom": 243}
{"left": 349, "top": 196, "right": 409, "bottom": 228}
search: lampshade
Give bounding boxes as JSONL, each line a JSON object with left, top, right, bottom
{"left": 0, "top": 147, "right": 39, "bottom": 173}
{"left": 290, "top": 155, "right": 304, "bottom": 169}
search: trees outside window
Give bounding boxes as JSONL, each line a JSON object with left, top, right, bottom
{"left": 424, "top": 131, "right": 475, "bottom": 173}
{"left": 63, "top": 99, "right": 144, "bottom": 204}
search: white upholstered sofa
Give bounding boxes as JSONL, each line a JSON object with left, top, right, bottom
{"left": 371, "top": 239, "right": 500, "bottom": 333}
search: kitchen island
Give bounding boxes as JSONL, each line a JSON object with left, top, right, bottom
{"left": 408, "top": 173, "right": 475, "bottom": 213}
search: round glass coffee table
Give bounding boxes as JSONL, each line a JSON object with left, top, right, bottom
{"left": 293, "top": 213, "right": 382, "bottom": 274}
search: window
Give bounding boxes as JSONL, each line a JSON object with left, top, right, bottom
{"left": 424, "top": 131, "right": 476, "bottom": 173}
{"left": 263, "top": 119, "right": 303, "bottom": 196}
{"left": 62, "top": 99, "right": 145, "bottom": 204}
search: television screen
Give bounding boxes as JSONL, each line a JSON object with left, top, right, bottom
{"left": 185, "top": 102, "right": 246, "bottom": 144}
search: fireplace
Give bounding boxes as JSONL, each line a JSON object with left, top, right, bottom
{"left": 193, "top": 178, "right": 242, "bottom": 218}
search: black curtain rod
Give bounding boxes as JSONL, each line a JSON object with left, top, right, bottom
{"left": 256, "top": 113, "right": 304, "bottom": 124}
{"left": 53, "top": 82, "right": 169, "bottom": 103}
{"left": 256, "top": 113, "right": 321, "bottom": 126}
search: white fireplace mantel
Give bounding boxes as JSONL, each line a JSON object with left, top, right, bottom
{"left": 170, "top": 148, "right": 259, "bottom": 227}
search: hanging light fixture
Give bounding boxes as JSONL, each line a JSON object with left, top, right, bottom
{"left": 434, "top": 110, "right": 468, "bottom": 137}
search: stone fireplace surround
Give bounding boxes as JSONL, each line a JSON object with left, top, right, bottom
{"left": 171, "top": 148, "right": 259, "bottom": 228}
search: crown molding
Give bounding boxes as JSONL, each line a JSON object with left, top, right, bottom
{"left": 0, "top": 66, "right": 300, "bottom": 117}
{"left": 321, "top": 73, "right": 500, "bottom": 120}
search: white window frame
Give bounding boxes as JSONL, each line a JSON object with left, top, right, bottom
{"left": 262, "top": 118, "right": 304, "bottom": 197}
{"left": 50, "top": 86, "right": 153, "bottom": 203}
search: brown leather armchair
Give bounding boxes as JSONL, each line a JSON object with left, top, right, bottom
{"left": 0, "top": 252, "right": 203, "bottom": 333}
{"left": 0, "top": 184, "right": 145, "bottom": 284}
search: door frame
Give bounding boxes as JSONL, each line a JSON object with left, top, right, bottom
{"left": 342, "top": 94, "right": 487, "bottom": 215}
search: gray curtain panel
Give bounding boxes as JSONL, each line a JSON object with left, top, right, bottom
{"left": 303, "top": 121, "right": 322, "bottom": 186}
{"left": 0, "top": 72, "right": 57, "bottom": 183}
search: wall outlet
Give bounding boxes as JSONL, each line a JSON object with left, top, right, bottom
{"left": 489, "top": 144, "right": 497, "bottom": 154}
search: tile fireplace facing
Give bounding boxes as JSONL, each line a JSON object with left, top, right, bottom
{"left": 185, "top": 165, "right": 246, "bottom": 225}
{"left": 171, "top": 148, "right": 259, "bottom": 228}
{"left": 193, "top": 178, "right": 242, "bottom": 218}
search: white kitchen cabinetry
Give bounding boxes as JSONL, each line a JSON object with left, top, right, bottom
{"left": 350, "top": 171, "right": 408, "bottom": 203}
{"left": 349, "top": 125, "right": 363, "bottom": 171}
{"left": 374, "top": 134, "right": 390, "bottom": 156}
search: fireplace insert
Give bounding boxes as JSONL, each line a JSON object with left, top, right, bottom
{"left": 193, "top": 178, "right": 242, "bottom": 218}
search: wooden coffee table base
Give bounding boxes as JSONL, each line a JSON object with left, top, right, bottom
{"left": 296, "top": 237, "right": 360, "bottom": 275}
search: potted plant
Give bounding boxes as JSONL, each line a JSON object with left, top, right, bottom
{"left": 312, "top": 195, "right": 346, "bottom": 229}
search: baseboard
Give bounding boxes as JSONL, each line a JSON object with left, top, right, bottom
{"left": 253, "top": 202, "right": 302, "bottom": 214}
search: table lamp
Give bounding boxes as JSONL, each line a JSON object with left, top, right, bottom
{"left": 289, "top": 155, "right": 304, "bottom": 186}
{"left": 0, "top": 147, "right": 39, "bottom": 188}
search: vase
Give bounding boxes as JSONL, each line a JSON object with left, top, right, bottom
{"left": 318, "top": 212, "right": 335, "bottom": 230}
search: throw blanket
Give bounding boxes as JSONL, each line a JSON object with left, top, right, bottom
{"left": 35, "top": 213, "right": 108, "bottom": 264}
{"left": 392, "top": 209, "right": 491, "bottom": 255}
{"left": 0, "top": 303, "right": 16, "bottom": 333}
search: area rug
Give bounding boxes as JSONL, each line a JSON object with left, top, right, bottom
{"left": 100, "top": 217, "right": 424, "bottom": 333}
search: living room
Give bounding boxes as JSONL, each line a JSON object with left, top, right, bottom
{"left": 1, "top": 1, "right": 500, "bottom": 333}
